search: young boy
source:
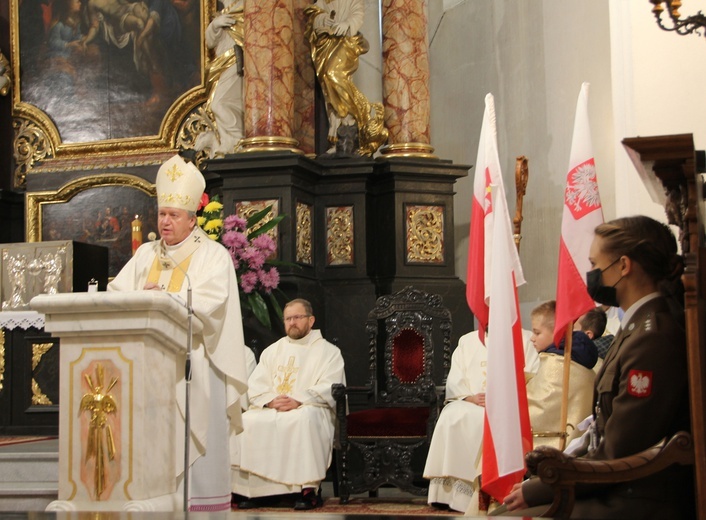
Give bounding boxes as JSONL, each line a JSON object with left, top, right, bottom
{"left": 530, "top": 300, "right": 598, "bottom": 370}
{"left": 576, "top": 307, "right": 613, "bottom": 359}
{"left": 575, "top": 307, "right": 607, "bottom": 341}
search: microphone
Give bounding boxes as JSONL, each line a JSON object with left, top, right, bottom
{"left": 157, "top": 237, "right": 194, "bottom": 513}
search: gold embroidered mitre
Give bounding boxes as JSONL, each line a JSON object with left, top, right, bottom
{"left": 156, "top": 154, "right": 205, "bottom": 212}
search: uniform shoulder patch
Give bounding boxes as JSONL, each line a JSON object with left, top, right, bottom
{"left": 627, "top": 369, "right": 652, "bottom": 397}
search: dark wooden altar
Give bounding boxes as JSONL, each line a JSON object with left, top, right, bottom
{"left": 0, "top": 317, "right": 59, "bottom": 435}
{"left": 205, "top": 152, "right": 474, "bottom": 388}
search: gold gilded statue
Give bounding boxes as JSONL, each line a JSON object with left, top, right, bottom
{"left": 304, "top": 0, "right": 388, "bottom": 156}
{"left": 80, "top": 364, "right": 118, "bottom": 500}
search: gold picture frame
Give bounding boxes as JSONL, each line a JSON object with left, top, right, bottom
{"left": 10, "top": 0, "right": 216, "bottom": 185}
{"left": 27, "top": 174, "right": 157, "bottom": 276}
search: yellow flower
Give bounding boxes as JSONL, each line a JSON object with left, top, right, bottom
{"left": 207, "top": 233, "right": 219, "bottom": 241}
{"left": 204, "top": 219, "right": 223, "bottom": 232}
{"left": 204, "top": 201, "right": 224, "bottom": 213}
{"left": 197, "top": 216, "right": 206, "bottom": 227}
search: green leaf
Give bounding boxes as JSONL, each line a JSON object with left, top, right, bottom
{"left": 268, "top": 291, "right": 284, "bottom": 322}
{"left": 248, "top": 214, "right": 286, "bottom": 239}
{"left": 248, "top": 292, "right": 272, "bottom": 329}
{"left": 266, "top": 258, "right": 299, "bottom": 269}
{"left": 246, "top": 206, "right": 274, "bottom": 228}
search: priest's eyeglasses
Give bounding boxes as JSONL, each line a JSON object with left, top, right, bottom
{"left": 284, "top": 314, "right": 311, "bottom": 322}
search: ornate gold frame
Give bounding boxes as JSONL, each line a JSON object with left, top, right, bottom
{"left": 26, "top": 174, "right": 156, "bottom": 242}
{"left": 9, "top": 0, "right": 216, "bottom": 184}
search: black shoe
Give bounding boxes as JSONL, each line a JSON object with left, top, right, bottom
{"left": 293, "top": 488, "right": 323, "bottom": 510}
{"left": 237, "top": 499, "right": 260, "bottom": 510}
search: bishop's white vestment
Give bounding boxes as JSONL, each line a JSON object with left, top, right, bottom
{"left": 423, "top": 330, "right": 539, "bottom": 512}
{"left": 232, "top": 329, "right": 345, "bottom": 497}
{"left": 109, "top": 226, "right": 248, "bottom": 511}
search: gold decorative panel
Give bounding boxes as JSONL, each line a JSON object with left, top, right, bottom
{"left": 235, "top": 200, "right": 279, "bottom": 257}
{"left": 31, "top": 342, "right": 54, "bottom": 405}
{"left": 326, "top": 206, "right": 354, "bottom": 266}
{"left": 406, "top": 205, "right": 444, "bottom": 264}
{"left": 32, "top": 378, "right": 52, "bottom": 406}
{"left": 296, "top": 202, "right": 313, "bottom": 265}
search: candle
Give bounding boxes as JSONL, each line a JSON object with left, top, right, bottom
{"left": 131, "top": 215, "right": 142, "bottom": 255}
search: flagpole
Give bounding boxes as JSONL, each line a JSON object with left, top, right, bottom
{"left": 559, "top": 322, "right": 574, "bottom": 451}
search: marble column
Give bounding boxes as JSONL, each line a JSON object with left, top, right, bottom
{"left": 241, "top": 0, "right": 301, "bottom": 153}
{"left": 380, "top": 0, "right": 436, "bottom": 158}
{"left": 292, "top": 0, "right": 316, "bottom": 155}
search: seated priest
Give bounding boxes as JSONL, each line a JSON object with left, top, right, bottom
{"left": 232, "top": 298, "right": 346, "bottom": 510}
{"left": 422, "top": 328, "right": 540, "bottom": 513}
{"left": 108, "top": 154, "right": 249, "bottom": 512}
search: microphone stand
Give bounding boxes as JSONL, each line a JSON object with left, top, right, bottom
{"left": 159, "top": 241, "right": 193, "bottom": 512}
{"left": 184, "top": 277, "right": 192, "bottom": 513}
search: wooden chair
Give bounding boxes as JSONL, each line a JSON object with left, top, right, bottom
{"left": 526, "top": 431, "right": 694, "bottom": 517}
{"left": 332, "top": 285, "right": 452, "bottom": 504}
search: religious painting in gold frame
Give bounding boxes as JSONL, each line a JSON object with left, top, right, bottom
{"left": 26, "top": 174, "right": 157, "bottom": 277}
{"left": 9, "top": 0, "right": 215, "bottom": 186}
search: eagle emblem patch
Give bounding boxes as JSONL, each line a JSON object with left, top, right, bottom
{"left": 628, "top": 369, "right": 652, "bottom": 397}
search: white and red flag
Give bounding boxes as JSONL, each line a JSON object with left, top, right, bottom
{"left": 467, "top": 94, "right": 531, "bottom": 501}
{"left": 467, "top": 93, "right": 525, "bottom": 340}
{"left": 554, "top": 82, "right": 604, "bottom": 346}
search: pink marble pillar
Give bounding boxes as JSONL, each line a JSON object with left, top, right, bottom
{"left": 381, "top": 0, "right": 436, "bottom": 158}
{"left": 241, "top": 0, "right": 301, "bottom": 153}
{"left": 292, "top": 0, "right": 316, "bottom": 155}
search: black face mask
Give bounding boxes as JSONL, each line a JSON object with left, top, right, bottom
{"left": 586, "top": 258, "right": 622, "bottom": 308}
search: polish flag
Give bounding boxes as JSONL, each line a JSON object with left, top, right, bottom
{"left": 482, "top": 184, "right": 532, "bottom": 501}
{"left": 554, "top": 82, "right": 604, "bottom": 346}
{"left": 467, "top": 94, "right": 525, "bottom": 342}
{"left": 468, "top": 94, "right": 530, "bottom": 500}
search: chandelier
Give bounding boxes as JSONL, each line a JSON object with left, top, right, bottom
{"left": 650, "top": 0, "right": 706, "bottom": 36}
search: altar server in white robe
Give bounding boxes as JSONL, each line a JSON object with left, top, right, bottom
{"left": 109, "top": 154, "right": 248, "bottom": 512}
{"left": 232, "top": 298, "right": 346, "bottom": 510}
{"left": 423, "top": 329, "right": 539, "bottom": 513}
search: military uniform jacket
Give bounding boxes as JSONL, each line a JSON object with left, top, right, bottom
{"left": 589, "top": 296, "right": 689, "bottom": 462}
{"left": 523, "top": 296, "right": 693, "bottom": 518}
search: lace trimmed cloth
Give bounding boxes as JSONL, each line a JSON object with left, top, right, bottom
{"left": 0, "top": 311, "right": 45, "bottom": 330}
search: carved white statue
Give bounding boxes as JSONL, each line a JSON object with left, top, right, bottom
{"left": 194, "top": 0, "right": 245, "bottom": 158}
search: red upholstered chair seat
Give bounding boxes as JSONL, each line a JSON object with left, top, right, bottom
{"left": 347, "top": 406, "right": 430, "bottom": 437}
